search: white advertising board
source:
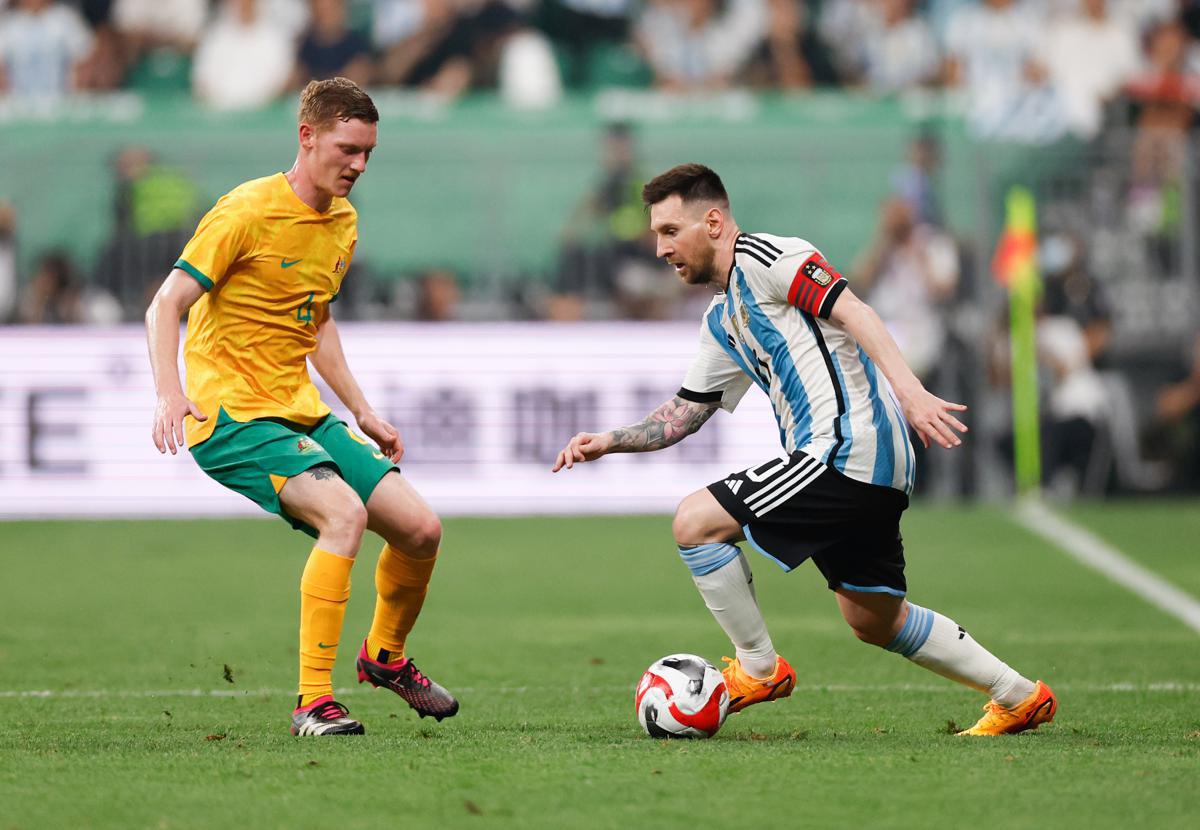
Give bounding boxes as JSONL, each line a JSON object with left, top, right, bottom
{"left": 0, "top": 324, "right": 784, "bottom": 518}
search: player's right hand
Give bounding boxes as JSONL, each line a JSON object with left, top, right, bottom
{"left": 152, "top": 393, "right": 206, "bottom": 455}
{"left": 552, "top": 432, "right": 613, "bottom": 472}
{"left": 898, "top": 388, "right": 967, "bottom": 450}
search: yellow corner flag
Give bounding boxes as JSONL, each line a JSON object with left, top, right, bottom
{"left": 993, "top": 187, "right": 1042, "bottom": 495}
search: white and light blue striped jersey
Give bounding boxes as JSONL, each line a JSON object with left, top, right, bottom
{"left": 679, "top": 232, "right": 916, "bottom": 494}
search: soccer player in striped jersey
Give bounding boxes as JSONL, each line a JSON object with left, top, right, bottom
{"left": 553, "top": 164, "right": 1056, "bottom": 736}
{"left": 146, "top": 79, "right": 457, "bottom": 736}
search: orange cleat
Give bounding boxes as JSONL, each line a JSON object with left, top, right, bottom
{"left": 720, "top": 655, "right": 796, "bottom": 714}
{"left": 957, "top": 680, "right": 1057, "bottom": 736}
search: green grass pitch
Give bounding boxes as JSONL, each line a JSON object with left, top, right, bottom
{"left": 2, "top": 505, "right": 1199, "bottom": 829}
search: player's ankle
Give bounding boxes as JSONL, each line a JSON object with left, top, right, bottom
{"left": 297, "top": 691, "right": 332, "bottom": 709}
{"left": 991, "top": 671, "right": 1036, "bottom": 708}
{"left": 365, "top": 635, "right": 403, "bottom": 664}
{"left": 737, "top": 651, "right": 779, "bottom": 680}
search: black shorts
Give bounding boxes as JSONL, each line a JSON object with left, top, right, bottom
{"left": 708, "top": 451, "right": 910, "bottom": 596}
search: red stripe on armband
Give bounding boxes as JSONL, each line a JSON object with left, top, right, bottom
{"left": 788, "top": 253, "right": 844, "bottom": 315}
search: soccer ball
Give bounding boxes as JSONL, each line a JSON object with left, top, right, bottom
{"left": 634, "top": 653, "right": 729, "bottom": 739}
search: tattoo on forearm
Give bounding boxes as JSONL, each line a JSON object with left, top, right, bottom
{"left": 609, "top": 396, "right": 717, "bottom": 453}
{"left": 306, "top": 465, "right": 338, "bottom": 481}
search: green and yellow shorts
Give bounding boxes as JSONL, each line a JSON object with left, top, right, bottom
{"left": 190, "top": 408, "right": 398, "bottom": 538}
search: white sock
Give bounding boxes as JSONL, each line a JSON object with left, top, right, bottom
{"left": 678, "top": 543, "right": 778, "bottom": 679}
{"left": 886, "top": 603, "right": 1035, "bottom": 708}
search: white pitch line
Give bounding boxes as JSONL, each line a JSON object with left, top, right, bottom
{"left": 1015, "top": 500, "right": 1200, "bottom": 635}
{"left": 4, "top": 682, "right": 1199, "bottom": 700}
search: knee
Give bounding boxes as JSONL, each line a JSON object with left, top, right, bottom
{"left": 402, "top": 511, "right": 442, "bottom": 558}
{"left": 671, "top": 502, "right": 699, "bottom": 545}
{"left": 410, "top": 513, "right": 444, "bottom": 556}
{"left": 672, "top": 493, "right": 721, "bottom": 545}
{"left": 320, "top": 500, "right": 369, "bottom": 552}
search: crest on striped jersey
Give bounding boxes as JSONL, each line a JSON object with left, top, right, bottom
{"left": 801, "top": 256, "right": 834, "bottom": 286}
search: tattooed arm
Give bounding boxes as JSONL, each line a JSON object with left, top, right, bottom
{"left": 552, "top": 395, "right": 719, "bottom": 472}
{"left": 609, "top": 396, "right": 719, "bottom": 452}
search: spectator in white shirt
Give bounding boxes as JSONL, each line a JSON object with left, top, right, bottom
{"left": 635, "top": 0, "right": 766, "bottom": 91}
{"left": 862, "top": 0, "right": 940, "bottom": 94}
{"left": 943, "top": 0, "right": 1066, "bottom": 142}
{"left": 1037, "top": 0, "right": 1174, "bottom": 28}
{"left": 0, "top": 0, "right": 94, "bottom": 100}
{"left": 193, "top": 0, "right": 296, "bottom": 110}
{"left": 1043, "top": 0, "right": 1142, "bottom": 138}
{"left": 818, "top": 0, "right": 876, "bottom": 82}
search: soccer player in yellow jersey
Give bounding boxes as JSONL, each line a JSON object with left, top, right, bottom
{"left": 145, "top": 78, "right": 458, "bottom": 736}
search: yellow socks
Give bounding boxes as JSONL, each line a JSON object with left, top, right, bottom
{"left": 297, "top": 547, "right": 355, "bottom": 708}
{"left": 296, "top": 543, "right": 434, "bottom": 706}
{"left": 366, "top": 544, "right": 437, "bottom": 663}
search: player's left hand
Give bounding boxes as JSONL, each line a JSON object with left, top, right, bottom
{"left": 552, "top": 431, "right": 613, "bottom": 472}
{"left": 358, "top": 411, "right": 404, "bottom": 462}
{"left": 899, "top": 388, "right": 968, "bottom": 449}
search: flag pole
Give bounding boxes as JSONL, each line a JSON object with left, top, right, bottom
{"left": 996, "top": 187, "right": 1041, "bottom": 496}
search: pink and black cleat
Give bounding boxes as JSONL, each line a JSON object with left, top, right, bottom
{"left": 356, "top": 640, "right": 460, "bottom": 721}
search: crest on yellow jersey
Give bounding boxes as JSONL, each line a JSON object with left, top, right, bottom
{"left": 333, "top": 257, "right": 347, "bottom": 275}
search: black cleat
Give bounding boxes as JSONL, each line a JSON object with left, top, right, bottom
{"left": 356, "top": 640, "right": 459, "bottom": 721}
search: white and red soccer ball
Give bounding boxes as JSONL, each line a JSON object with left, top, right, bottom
{"left": 635, "top": 654, "right": 729, "bottom": 739}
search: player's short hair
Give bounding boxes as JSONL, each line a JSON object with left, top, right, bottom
{"left": 641, "top": 164, "right": 729, "bottom": 209}
{"left": 298, "top": 78, "right": 379, "bottom": 132}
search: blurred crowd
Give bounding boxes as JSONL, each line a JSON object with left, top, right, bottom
{"left": 0, "top": 0, "right": 1192, "bottom": 134}
{"left": 7, "top": 0, "right": 1200, "bottom": 495}
{"left": 0, "top": 119, "right": 1187, "bottom": 498}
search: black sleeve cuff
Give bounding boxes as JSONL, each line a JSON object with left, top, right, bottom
{"left": 677, "top": 387, "right": 724, "bottom": 404}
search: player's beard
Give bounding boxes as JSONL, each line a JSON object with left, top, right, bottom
{"left": 681, "top": 244, "right": 718, "bottom": 286}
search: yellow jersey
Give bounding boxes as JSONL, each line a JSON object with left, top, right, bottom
{"left": 175, "top": 173, "right": 357, "bottom": 446}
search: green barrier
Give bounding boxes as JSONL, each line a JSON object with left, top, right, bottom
{"left": 0, "top": 91, "right": 1074, "bottom": 286}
